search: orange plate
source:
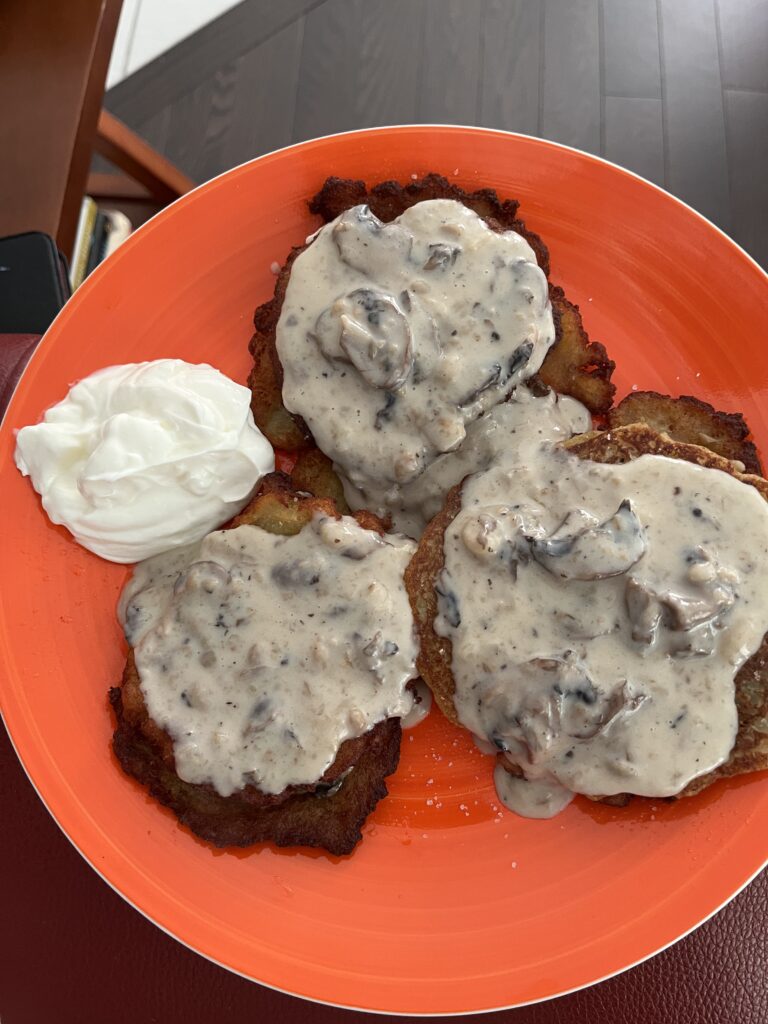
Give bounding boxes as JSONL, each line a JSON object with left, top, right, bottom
{"left": 1, "top": 127, "right": 767, "bottom": 1015}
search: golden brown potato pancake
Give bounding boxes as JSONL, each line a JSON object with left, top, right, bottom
{"left": 404, "top": 419, "right": 768, "bottom": 804}
{"left": 248, "top": 174, "right": 615, "bottom": 457}
{"left": 110, "top": 474, "right": 403, "bottom": 855}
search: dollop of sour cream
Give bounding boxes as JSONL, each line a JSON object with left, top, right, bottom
{"left": 14, "top": 359, "right": 274, "bottom": 562}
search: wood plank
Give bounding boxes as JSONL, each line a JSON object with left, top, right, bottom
{"left": 602, "top": 0, "right": 661, "bottom": 98}
{"left": 604, "top": 96, "right": 664, "bottom": 185}
{"left": 105, "top": 0, "right": 327, "bottom": 128}
{"left": 723, "top": 89, "right": 768, "bottom": 268}
{"left": 541, "top": 0, "right": 601, "bottom": 153}
{"left": 133, "top": 105, "right": 172, "bottom": 154}
{"left": 417, "top": 0, "right": 481, "bottom": 125}
{"left": 293, "top": 0, "right": 421, "bottom": 142}
{"left": 716, "top": 0, "right": 768, "bottom": 92}
{"left": 216, "top": 18, "right": 304, "bottom": 173}
{"left": 124, "top": 18, "right": 303, "bottom": 187}
{"left": 162, "top": 64, "right": 238, "bottom": 184}
{"left": 479, "top": 0, "right": 542, "bottom": 136}
{"left": 658, "top": 0, "right": 731, "bottom": 229}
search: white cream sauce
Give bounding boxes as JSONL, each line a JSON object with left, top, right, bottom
{"left": 493, "top": 763, "right": 574, "bottom": 819}
{"left": 402, "top": 678, "right": 433, "bottom": 729}
{"left": 119, "top": 515, "right": 418, "bottom": 797}
{"left": 276, "top": 200, "right": 556, "bottom": 522}
{"left": 343, "top": 386, "right": 591, "bottom": 535}
{"left": 437, "top": 443, "right": 768, "bottom": 813}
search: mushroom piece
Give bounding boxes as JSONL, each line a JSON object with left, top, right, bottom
{"left": 315, "top": 767, "right": 353, "bottom": 797}
{"left": 530, "top": 499, "right": 646, "bottom": 581}
{"left": 457, "top": 342, "right": 535, "bottom": 409}
{"left": 507, "top": 340, "right": 534, "bottom": 379}
{"left": 662, "top": 581, "right": 735, "bottom": 631}
{"left": 374, "top": 392, "right": 397, "bottom": 431}
{"left": 242, "top": 697, "right": 277, "bottom": 737}
{"left": 458, "top": 363, "right": 502, "bottom": 407}
{"left": 461, "top": 512, "right": 506, "bottom": 560}
{"left": 460, "top": 512, "right": 530, "bottom": 578}
{"left": 490, "top": 255, "right": 549, "bottom": 315}
{"left": 435, "top": 573, "right": 461, "bottom": 628}
{"left": 313, "top": 288, "right": 414, "bottom": 391}
{"left": 480, "top": 656, "right": 648, "bottom": 765}
{"left": 332, "top": 205, "right": 412, "bottom": 275}
{"left": 316, "top": 515, "right": 384, "bottom": 560}
{"left": 270, "top": 558, "right": 322, "bottom": 588}
{"left": 625, "top": 551, "right": 736, "bottom": 651}
{"left": 173, "top": 560, "right": 230, "bottom": 596}
{"left": 358, "top": 630, "right": 400, "bottom": 679}
{"left": 423, "top": 242, "right": 461, "bottom": 271}
{"left": 625, "top": 576, "right": 663, "bottom": 645}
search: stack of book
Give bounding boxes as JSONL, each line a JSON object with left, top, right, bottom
{"left": 70, "top": 198, "right": 132, "bottom": 289}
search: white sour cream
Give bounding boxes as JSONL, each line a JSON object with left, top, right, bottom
{"left": 14, "top": 360, "right": 274, "bottom": 562}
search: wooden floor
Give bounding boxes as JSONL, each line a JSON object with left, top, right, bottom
{"left": 105, "top": 0, "right": 768, "bottom": 266}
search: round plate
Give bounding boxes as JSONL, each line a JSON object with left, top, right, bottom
{"left": 1, "top": 127, "right": 767, "bottom": 1015}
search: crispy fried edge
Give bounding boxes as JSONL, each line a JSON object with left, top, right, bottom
{"left": 309, "top": 172, "right": 550, "bottom": 273}
{"left": 403, "top": 481, "right": 463, "bottom": 726}
{"left": 248, "top": 173, "right": 615, "bottom": 453}
{"left": 109, "top": 473, "right": 403, "bottom": 853}
{"left": 540, "top": 285, "right": 615, "bottom": 415}
{"left": 608, "top": 391, "right": 763, "bottom": 475}
{"left": 110, "top": 685, "right": 401, "bottom": 856}
{"left": 405, "top": 422, "right": 768, "bottom": 800}
{"left": 248, "top": 245, "right": 312, "bottom": 451}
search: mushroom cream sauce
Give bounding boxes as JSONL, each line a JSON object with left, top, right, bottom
{"left": 120, "top": 516, "right": 417, "bottom": 796}
{"left": 118, "top": 197, "right": 561, "bottom": 805}
{"left": 437, "top": 433, "right": 768, "bottom": 818}
{"left": 121, "top": 197, "right": 768, "bottom": 818}
{"left": 277, "top": 199, "right": 556, "bottom": 532}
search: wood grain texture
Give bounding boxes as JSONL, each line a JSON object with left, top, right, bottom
{"left": 128, "top": 20, "right": 304, "bottom": 185}
{"left": 604, "top": 95, "right": 664, "bottom": 186}
{"left": 135, "top": 105, "right": 172, "bottom": 154}
{"left": 658, "top": 0, "right": 731, "bottom": 229}
{"left": 105, "top": 0, "right": 767, "bottom": 262}
{"left": 724, "top": 89, "right": 768, "bottom": 269}
{"left": 541, "top": 0, "right": 601, "bottom": 152}
{"left": 218, "top": 18, "right": 304, "bottom": 173}
{"left": 106, "top": 0, "right": 327, "bottom": 127}
{"left": 602, "top": 0, "right": 661, "bottom": 98}
{"left": 479, "top": 0, "right": 542, "bottom": 136}
{"left": 417, "top": 0, "right": 481, "bottom": 125}
{"left": 163, "top": 64, "right": 238, "bottom": 183}
{"left": 293, "top": 0, "right": 421, "bottom": 140}
{"left": 717, "top": 0, "right": 768, "bottom": 92}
